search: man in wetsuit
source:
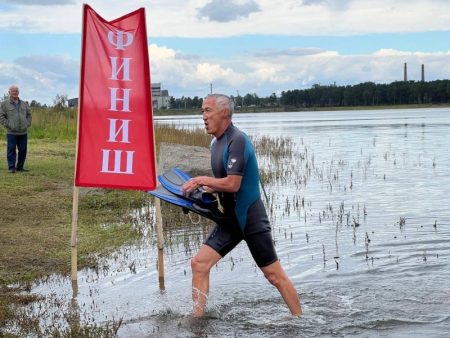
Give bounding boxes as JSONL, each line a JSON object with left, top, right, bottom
{"left": 182, "top": 94, "right": 302, "bottom": 317}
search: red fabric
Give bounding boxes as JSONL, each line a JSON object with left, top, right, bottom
{"left": 75, "top": 5, "right": 156, "bottom": 190}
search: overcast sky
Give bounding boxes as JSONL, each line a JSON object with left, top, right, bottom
{"left": 1, "top": 0, "right": 450, "bottom": 104}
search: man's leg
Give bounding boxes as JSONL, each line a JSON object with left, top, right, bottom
{"left": 16, "top": 134, "right": 28, "bottom": 170}
{"left": 260, "top": 260, "right": 302, "bottom": 316}
{"left": 191, "top": 244, "right": 222, "bottom": 317}
{"left": 6, "top": 134, "right": 17, "bottom": 171}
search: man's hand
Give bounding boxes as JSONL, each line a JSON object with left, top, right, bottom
{"left": 201, "top": 186, "right": 215, "bottom": 193}
{"left": 182, "top": 174, "right": 242, "bottom": 195}
{"left": 182, "top": 176, "right": 207, "bottom": 196}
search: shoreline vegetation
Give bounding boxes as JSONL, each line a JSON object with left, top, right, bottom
{"left": 154, "top": 102, "right": 450, "bottom": 116}
{"left": 0, "top": 103, "right": 448, "bottom": 334}
{"left": 163, "top": 79, "right": 450, "bottom": 114}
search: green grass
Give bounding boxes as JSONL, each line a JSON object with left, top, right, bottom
{"left": 0, "top": 107, "right": 77, "bottom": 140}
{"left": 0, "top": 139, "right": 147, "bottom": 284}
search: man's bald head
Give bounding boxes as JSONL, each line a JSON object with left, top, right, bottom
{"left": 8, "top": 85, "right": 19, "bottom": 101}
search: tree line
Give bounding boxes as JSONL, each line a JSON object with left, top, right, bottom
{"left": 280, "top": 80, "right": 450, "bottom": 108}
{"left": 168, "top": 92, "right": 278, "bottom": 109}
{"left": 4, "top": 79, "right": 450, "bottom": 110}
{"left": 169, "top": 79, "right": 450, "bottom": 110}
{"left": 1, "top": 92, "right": 68, "bottom": 109}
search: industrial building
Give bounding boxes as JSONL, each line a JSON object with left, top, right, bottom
{"left": 67, "top": 83, "right": 171, "bottom": 110}
{"left": 151, "top": 83, "right": 171, "bottom": 110}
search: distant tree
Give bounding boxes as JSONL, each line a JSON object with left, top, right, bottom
{"left": 234, "top": 94, "right": 242, "bottom": 107}
{"left": 268, "top": 93, "right": 278, "bottom": 106}
{"left": 243, "top": 93, "right": 260, "bottom": 106}
{"left": 253, "top": 93, "right": 261, "bottom": 106}
{"left": 192, "top": 96, "right": 202, "bottom": 109}
{"left": 243, "top": 93, "right": 253, "bottom": 106}
{"left": 53, "top": 94, "right": 68, "bottom": 108}
{"left": 30, "top": 100, "right": 42, "bottom": 107}
{"left": 169, "top": 96, "right": 176, "bottom": 108}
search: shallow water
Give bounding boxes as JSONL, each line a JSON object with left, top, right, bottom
{"left": 16, "top": 108, "right": 450, "bottom": 337}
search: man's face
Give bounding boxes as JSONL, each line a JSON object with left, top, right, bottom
{"left": 201, "top": 97, "right": 227, "bottom": 137}
{"left": 9, "top": 87, "right": 19, "bottom": 100}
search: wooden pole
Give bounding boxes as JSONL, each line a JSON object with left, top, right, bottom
{"left": 70, "top": 4, "right": 85, "bottom": 282}
{"left": 155, "top": 161, "right": 165, "bottom": 290}
{"left": 141, "top": 2, "right": 165, "bottom": 289}
{"left": 156, "top": 198, "right": 165, "bottom": 291}
{"left": 71, "top": 186, "right": 80, "bottom": 281}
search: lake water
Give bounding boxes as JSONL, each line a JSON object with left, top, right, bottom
{"left": 20, "top": 108, "right": 450, "bottom": 337}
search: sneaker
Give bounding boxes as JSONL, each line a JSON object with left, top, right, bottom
{"left": 16, "top": 168, "right": 29, "bottom": 172}
{"left": 9, "top": 168, "right": 16, "bottom": 173}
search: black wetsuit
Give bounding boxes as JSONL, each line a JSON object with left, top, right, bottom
{"left": 204, "top": 124, "right": 278, "bottom": 267}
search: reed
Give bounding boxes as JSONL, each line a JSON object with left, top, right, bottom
{"left": 0, "top": 107, "right": 78, "bottom": 140}
{"left": 0, "top": 107, "right": 212, "bottom": 148}
{"left": 155, "top": 124, "right": 211, "bottom": 149}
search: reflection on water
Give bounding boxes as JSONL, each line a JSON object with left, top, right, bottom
{"left": 10, "top": 108, "right": 450, "bottom": 337}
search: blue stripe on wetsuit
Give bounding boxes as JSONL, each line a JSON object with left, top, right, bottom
{"left": 211, "top": 124, "right": 261, "bottom": 230}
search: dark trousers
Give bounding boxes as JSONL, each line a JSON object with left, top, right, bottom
{"left": 6, "top": 134, "right": 28, "bottom": 170}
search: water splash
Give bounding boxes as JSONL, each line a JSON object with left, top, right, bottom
{"left": 192, "top": 287, "right": 209, "bottom": 316}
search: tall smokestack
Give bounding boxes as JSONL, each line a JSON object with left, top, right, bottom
{"left": 421, "top": 64, "right": 425, "bottom": 82}
{"left": 404, "top": 62, "right": 408, "bottom": 81}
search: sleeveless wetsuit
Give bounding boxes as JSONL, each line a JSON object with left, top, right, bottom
{"left": 204, "top": 124, "right": 278, "bottom": 267}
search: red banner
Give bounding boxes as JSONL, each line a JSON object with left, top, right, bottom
{"left": 75, "top": 5, "right": 156, "bottom": 190}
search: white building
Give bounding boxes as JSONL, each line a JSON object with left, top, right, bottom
{"left": 67, "top": 84, "right": 171, "bottom": 110}
{"left": 152, "top": 83, "right": 171, "bottom": 109}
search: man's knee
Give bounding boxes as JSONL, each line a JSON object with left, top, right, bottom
{"left": 191, "top": 255, "right": 212, "bottom": 275}
{"left": 264, "top": 270, "right": 287, "bottom": 287}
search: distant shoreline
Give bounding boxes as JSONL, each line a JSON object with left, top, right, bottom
{"left": 153, "top": 103, "right": 450, "bottom": 116}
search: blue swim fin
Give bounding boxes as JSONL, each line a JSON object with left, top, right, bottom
{"left": 148, "top": 184, "right": 195, "bottom": 210}
{"left": 157, "top": 167, "right": 188, "bottom": 196}
{"left": 152, "top": 167, "right": 231, "bottom": 222}
{"left": 149, "top": 179, "right": 231, "bottom": 224}
{"left": 158, "top": 167, "right": 216, "bottom": 205}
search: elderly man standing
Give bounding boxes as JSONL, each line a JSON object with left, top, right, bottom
{"left": 182, "top": 94, "right": 302, "bottom": 317}
{"left": 0, "top": 85, "right": 32, "bottom": 173}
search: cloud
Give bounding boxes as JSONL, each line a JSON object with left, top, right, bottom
{"left": 15, "top": 55, "right": 78, "bottom": 81}
{"left": 197, "top": 0, "right": 261, "bottom": 22}
{"left": 253, "top": 47, "right": 325, "bottom": 57}
{"left": 1, "top": 0, "right": 450, "bottom": 36}
{"left": 0, "top": 55, "right": 79, "bottom": 104}
{"left": 2, "top": 44, "right": 450, "bottom": 104}
{"left": 302, "top": 0, "right": 351, "bottom": 10}
{"left": 148, "top": 44, "right": 246, "bottom": 97}
{"left": 147, "top": 44, "right": 450, "bottom": 98}
{"left": 7, "top": 0, "right": 75, "bottom": 5}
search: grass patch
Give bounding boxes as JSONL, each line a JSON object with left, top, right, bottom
{"left": 0, "top": 139, "right": 148, "bottom": 285}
